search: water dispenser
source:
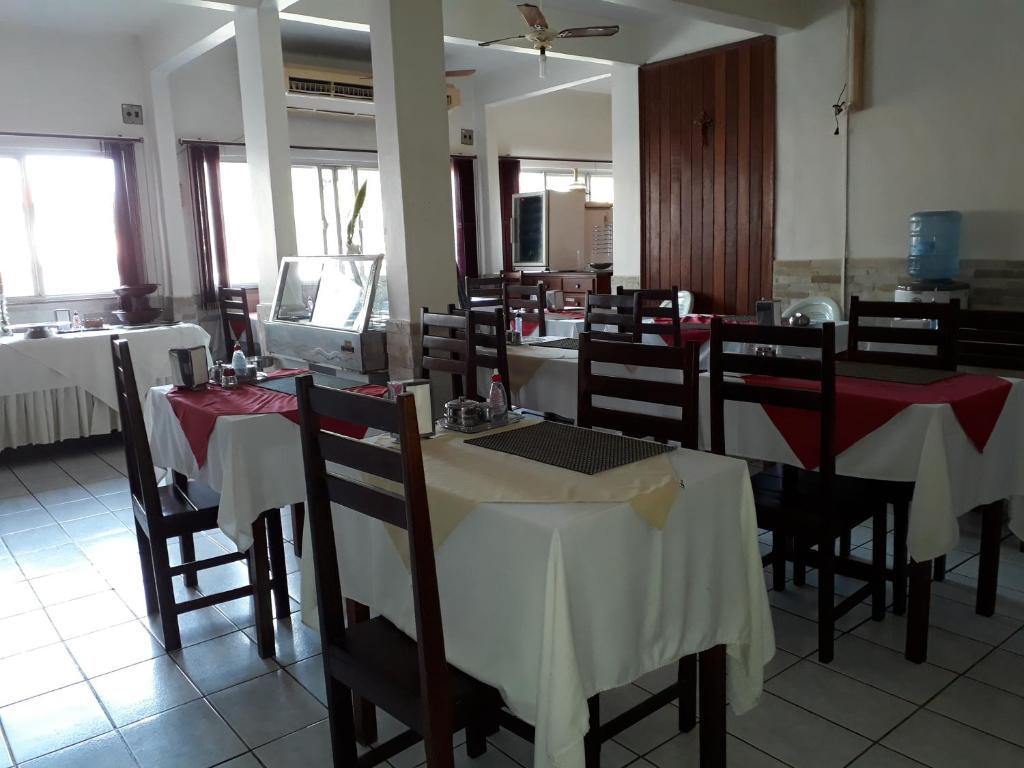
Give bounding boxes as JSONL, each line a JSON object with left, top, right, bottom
{"left": 895, "top": 210, "right": 970, "bottom": 306}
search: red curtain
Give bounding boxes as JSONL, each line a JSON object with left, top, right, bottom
{"left": 103, "top": 141, "right": 145, "bottom": 292}
{"left": 498, "top": 157, "right": 520, "bottom": 272}
{"left": 451, "top": 155, "right": 478, "bottom": 285}
{"left": 186, "top": 144, "right": 229, "bottom": 309}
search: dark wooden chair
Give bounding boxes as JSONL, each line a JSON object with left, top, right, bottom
{"left": 577, "top": 332, "right": 699, "bottom": 447}
{"left": 294, "top": 376, "right": 501, "bottom": 768}
{"left": 218, "top": 286, "right": 259, "bottom": 358}
{"left": 633, "top": 288, "right": 681, "bottom": 347}
{"left": 448, "top": 305, "right": 511, "bottom": 405}
{"left": 847, "top": 295, "right": 960, "bottom": 370}
{"left": 504, "top": 282, "right": 547, "bottom": 337}
{"left": 421, "top": 307, "right": 475, "bottom": 401}
{"left": 956, "top": 309, "right": 1024, "bottom": 615}
{"left": 465, "top": 276, "right": 504, "bottom": 309}
{"left": 709, "top": 319, "right": 889, "bottom": 662}
{"left": 110, "top": 338, "right": 287, "bottom": 656}
{"left": 584, "top": 293, "right": 637, "bottom": 343}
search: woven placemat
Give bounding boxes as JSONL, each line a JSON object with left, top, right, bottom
{"left": 465, "top": 421, "right": 674, "bottom": 475}
{"left": 836, "top": 361, "right": 959, "bottom": 385}
{"left": 529, "top": 337, "right": 580, "bottom": 351}
{"left": 256, "top": 372, "right": 361, "bottom": 396}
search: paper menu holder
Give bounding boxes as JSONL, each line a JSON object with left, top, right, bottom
{"left": 387, "top": 379, "right": 435, "bottom": 437}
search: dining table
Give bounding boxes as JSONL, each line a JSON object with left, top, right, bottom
{"left": 697, "top": 367, "right": 1024, "bottom": 662}
{"left": 144, "top": 375, "right": 775, "bottom": 768}
{"left": 0, "top": 322, "right": 209, "bottom": 451}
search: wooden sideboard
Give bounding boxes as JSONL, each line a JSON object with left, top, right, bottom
{"left": 519, "top": 271, "right": 612, "bottom": 309}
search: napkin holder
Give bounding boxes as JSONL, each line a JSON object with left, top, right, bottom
{"left": 169, "top": 346, "right": 210, "bottom": 390}
{"left": 387, "top": 379, "right": 434, "bottom": 437}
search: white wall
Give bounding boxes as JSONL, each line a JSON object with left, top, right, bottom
{"left": 776, "top": 0, "right": 1024, "bottom": 264}
{"left": 489, "top": 90, "right": 612, "bottom": 161}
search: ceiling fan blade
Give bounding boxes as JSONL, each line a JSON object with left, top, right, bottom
{"left": 444, "top": 69, "right": 476, "bottom": 78}
{"left": 557, "top": 25, "right": 621, "bottom": 39}
{"left": 478, "top": 34, "right": 526, "bottom": 46}
{"left": 517, "top": 3, "right": 549, "bottom": 29}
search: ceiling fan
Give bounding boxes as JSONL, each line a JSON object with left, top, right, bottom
{"left": 479, "top": 3, "right": 620, "bottom": 78}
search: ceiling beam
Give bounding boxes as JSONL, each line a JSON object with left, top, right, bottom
{"left": 598, "top": 0, "right": 814, "bottom": 33}
{"left": 164, "top": 0, "right": 261, "bottom": 10}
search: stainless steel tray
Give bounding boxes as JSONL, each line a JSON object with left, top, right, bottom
{"left": 438, "top": 411, "right": 523, "bottom": 434}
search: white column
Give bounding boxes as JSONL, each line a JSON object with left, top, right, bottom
{"left": 234, "top": 0, "right": 296, "bottom": 303}
{"left": 150, "top": 70, "right": 198, "bottom": 313}
{"left": 611, "top": 63, "right": 642, "bottom": 289}
{"left": 471, "top": 98, "right": 498, "bottom": 274}
{"left": 369, "top": 0, "right": 458, "bottom": 378}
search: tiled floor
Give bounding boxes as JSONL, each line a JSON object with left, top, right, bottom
{"left": 2, "top": 437, "right": 1024, "bottom": 767}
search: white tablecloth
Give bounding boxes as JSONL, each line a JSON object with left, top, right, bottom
{"left": 0, "top": 324, "right": 210, "bottom": 450}
{"left": 145, "top": 385, "right": 774, "bottom": 768}
{"left": 301, "top": 430, "right": 773, "bottom": 768}
{"left": 697, "top": 374, "right": 1024, "bottom": 560}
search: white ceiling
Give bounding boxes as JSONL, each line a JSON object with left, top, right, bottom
{"left": 0, "top": 0, "right": 189, "bottom": 35}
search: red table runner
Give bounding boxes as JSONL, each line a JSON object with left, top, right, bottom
{"left": 744, "top": 373, "right": 1013, "bottom": 469}
{"left": 166, "top": 372, "right": 387, "bottom": 466}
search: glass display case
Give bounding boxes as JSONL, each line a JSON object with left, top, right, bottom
{"left": 265, "top": 255, "right": 389, "bottom": 375}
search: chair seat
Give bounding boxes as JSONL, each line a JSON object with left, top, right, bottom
{"left": 327, "top": 616, "right": 502, "bottom": 734}
{"left": 753, "top": 467, "right": 881, "bottom": 532}
{"left": 135, "top": 482, "right": 221, "bottom": 538}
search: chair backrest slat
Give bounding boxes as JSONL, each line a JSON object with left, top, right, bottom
{"left": 634, "top": 287, "right": 681, "bottom": 347}
{"left": 465, "top": 276, "right": 504, "bottom": 308}
{"left": 504, "top": 283, "right": 546, "bottom": 337}
{"left": 957, "top": 308, "right": 1024, "bottom": 372}
{"left": 584, "top": 293, "right": 637, "bottom": 343}
{"left": 847, "top": 295, "right": 959, "bottom": 370}
{"left": 421, "top": 308, "right": 472, "bottom": 400}
{"left": 219, "top": 286, "right": 257, "bottom": 358}
{"left": 318, "top": 432, "right": 403, "bottom": 483}
{"left": 295, "top": 375, "right": 453, "bottom": 743}
{"left": 577, "top": 332, "right": 699, "bottom": 447}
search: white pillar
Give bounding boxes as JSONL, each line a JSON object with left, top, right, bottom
{"left": 471, "top": 98, "right": 497, "bottom": 274}
{"left": 150, "top": 70, "right": 198, "bottom": 315}
{"left": 611, "top": 63, "right": 642, "bottom": 290}
{"left": 369, "top": 0, "right": 458, "bottom": 378}
{"left": 234, "top": 0, "right": 296, "bottom": 303}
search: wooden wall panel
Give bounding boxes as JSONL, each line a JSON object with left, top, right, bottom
{"left": 639, "top": 36, "right": 776, "bottom": 315}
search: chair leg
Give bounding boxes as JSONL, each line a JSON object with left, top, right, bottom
{"left": 698, "top": 646, "right": 727, "bottom": 768}
{"left": 180, "top": 534, "right": 198, "bottom": 589}
{"left": 345, "top": 600, "right": 378, "bottom": 745}
{"left": 905, "top": 559, "right": 932, "bottom": 663}
{"left": 265, "top": 511, "right": 291, "bottom": 619}
{"left": 839, "top": 529, "right": 852, "bottom": 558}
{"left": 871, "top": 506, "right": 888, "bottom": 621}
{"left": 325, "top": 676, "right": 360, "bottom": 768}
{"left": 677, "top": 654, "right": 697, "bottom": 733}
{"left": 148, "top": 534, "right": 181, "bottom": 652}
{"left": 933, "top": 555, "right": 947, "bottom": 582}
{"left": 465, "top": 710, "right": 490, "bottom": 759}
{"left": 133, "top": 520, "right": 159, "bottom": 615}
{"left": 892, "top": 502, "right": 909, "bottom": 616}
{"left": 792, "top": 534, "right": 806, "bottom": 587}
{"left": 976, "top": 500, "right": 1005, "bottom": 617}
{"left": 584, "top": 696, "right": 600, "bottom": 768}
{"left": 248, "top": 517, "right": 275, "bottom": 659}
{"left": 817, "top": 529, "right": 835, "bottom": 663}
{"left": 291, "top": 503, "right": 305, "bottom": 558}
{"left": 772, "top": 525, "right": 787, "bottom": 592}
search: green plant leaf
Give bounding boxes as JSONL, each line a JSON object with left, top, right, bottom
{"left": 347, "top": 180, "right": 368, "bottom": 246}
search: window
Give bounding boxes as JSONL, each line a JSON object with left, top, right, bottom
{"left": 0, "top": 151, "right": 119, "bottom": 297}
{"left": 517, "top": 168, "right": 614, "bottom": 203}
{"left": 219, "top": 160, "right": 386, "bottom": 286}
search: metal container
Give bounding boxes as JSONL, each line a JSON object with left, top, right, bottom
{"left": 756, "top": 298, "right": 782, "bottom": 326}
{"left": 443, "top": 397, "right": 484, "bottom": 428}
{"left": 169, "top": 346, "right": 210, "bottom": 390}
{"left": 546, "top": 290, "right": 565, "bottom": 311}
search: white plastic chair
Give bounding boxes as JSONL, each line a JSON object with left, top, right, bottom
{"left": 783, "top": 296, "right": 841, "bottom": 323}
{"left": 661, "top": 290, "right": 694, "bottom": 316}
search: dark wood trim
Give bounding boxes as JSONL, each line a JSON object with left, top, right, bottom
{"left": 642, "top": 34, "right": 776, "bottom": 70}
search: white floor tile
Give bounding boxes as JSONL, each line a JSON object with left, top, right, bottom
{"left": 3, "top": 524, "right": 71, "bottom": 555}
{"left": 45, "top": 590, "right": 135, "bottom": 640}
{"left": 0, "top": 579, "right": 40, "bottom": 619}
{"left": 45, "top": 498, "right": 110, "bottom": 524}
{"left": 171, "top": 631, "right": 278, "bottom": 695}
{"left": 883, "top": 709, "right": 1024, "bottom": 768}
{"left": 0, "top": 682, "right": 111, "bottom": 763}
{"left": 120, "top": 699, "right": 246, "bottom": 768}
{"left": 14, "top": 544, "right": 90, "bottom": 579}
{"left": 253, "top": 720, "right": 331, "bottom": 768}
{"left": 0, "top": 609, "right": 60, "bottom": 659}
{"left": 647, "top": 730, "right": 788, "bottom": 768}
{"left": 33, "top": 486, "right": 91, "bottom": 508}
{"left": 851, "top": 613, "right": 992, "bottom": 674}
{"left": 92, "top": 655, "right": 201, "bottom": 727}
{"left": 927, "top": 677, "right": 1024, "bottom": 749}
{"left": 0, "top": 509, "right": 55, "bottom": 536}
{"left": 209, "top": 670, "right": 326, "bottom": 748}
{"left": 1002, "top": 627, "right": 1024, "bottom": 656}
{"left": 0, "top": 556, "right": 23, "bottom": 585}
{"left": 766, "top": 660, "right": 915, "bottom": 739}
{"left": 66, "top": 620, "right": 164, "bottom": 678}
{"left": 768, "top": 607, "right": 821, "bottom": 657}
{"left": 241, "top": 612, "right": 320, "bottom": 666}
{"left": 217, "top": 756, "right": 262, "bottom": 768}
{"left": 61, "top": 513, "right": 128, "bottom": 542}
{"left": 726, "top": 692, "right": 871, "bottom": 768}
{"left": 17, "top": 731, "right": 137, "bottom": 768}
{"left": 0, "top": 643, "right": 83, "bottom": 708}
{"left": 965, "top": 648, "right": 1024, "bottom": 698}
{"left": 848, "top": 745, "right": 932, "bottom": 767}
{"left": 285, "top": 655, "right": 326, "bottom": 705}
{"left": 30, "top": 567, "right": 109, "bottom": 606}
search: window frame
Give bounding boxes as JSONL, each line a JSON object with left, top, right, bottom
{"left": 518, "top": 161, "right": 614, "bottom": 204}
{"left": 1, "top": 144, "right": 121, "bottom": 303}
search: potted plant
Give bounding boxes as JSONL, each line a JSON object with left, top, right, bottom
{"left": 346, "top": 181, "right": 368, "bottom": 255}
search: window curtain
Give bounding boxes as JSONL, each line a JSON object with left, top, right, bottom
{"left": 498, "top": 157, "right": 520, "bottom": 272}
{"left": 102, "top": 141, "right": 145, "bottom": 293}
{"left": 186, "top": 144, "right": 228, "bottom": 309}
{"left": 451, "top": 156, "right": 479, "bottom": 289}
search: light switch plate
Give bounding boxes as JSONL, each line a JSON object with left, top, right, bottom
{"left": 121, "top": 104, "right": 144, "bottom": 125}
{"left": 460, "top": 128, "right": 474, "bottom": 146}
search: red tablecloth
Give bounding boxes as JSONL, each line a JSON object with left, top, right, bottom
{"left": 518, "top": 310, "right": 584, "bottom": 337}
{"left": 745, "top": 373, "right": 1014, "bottom": 469}
{"left": 166, "top": 373, "right": 387, "bottom": 466}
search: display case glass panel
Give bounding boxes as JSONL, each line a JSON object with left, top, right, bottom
{"left": 271, "top": 255, "right": 387, "bottom": 332}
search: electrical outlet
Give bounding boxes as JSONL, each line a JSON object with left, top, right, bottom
{"left": 121, "top": 104, "right": 144, "bottom": 125}
{"left": 460, "top": 128, "right": 474, "bottom": 146}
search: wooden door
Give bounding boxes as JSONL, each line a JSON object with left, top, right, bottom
{"left": 640, "top": 36, "right": 775, "bottom": 315}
